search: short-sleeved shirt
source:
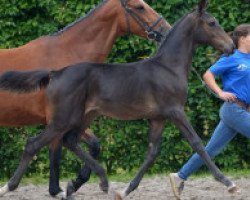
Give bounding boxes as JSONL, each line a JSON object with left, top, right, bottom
{"left": 209, "top": 50, "right": 250, "bottom": 105}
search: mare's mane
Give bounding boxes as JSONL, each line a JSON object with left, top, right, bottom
{"left": 51, "top": 0, "right": 109, "bottom": 36}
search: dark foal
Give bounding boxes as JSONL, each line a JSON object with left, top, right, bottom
{"left": 0, "top": 0, "right": 235, "bottom": 199}
{"left": 0, "top": 0, "right": 170, "bottom": 197}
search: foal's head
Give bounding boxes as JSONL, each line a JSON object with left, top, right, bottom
{"left": 116, "top": 0, "right": 171, "bottom": 42}
{"left": 192, "top": 0, "right": 234, "bottom": 55}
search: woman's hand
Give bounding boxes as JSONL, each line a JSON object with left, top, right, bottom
{"left": 203, "top": 70, "right": 237, "bottom": 102}
{"left": 217, "top": 91, "right": 237, "bottom": 102}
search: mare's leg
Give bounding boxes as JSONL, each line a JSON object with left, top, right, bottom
{"left": 169, "top": 109, "right": 233, "bottom": 187}
{"left": 0, "top": 127, "right": 63, "bottom": 197}
{"left": 66, "top": 129, "right": 101, "bottom": 196}
{"left": 115, "top": 119, "right": 165, "bottom": 200}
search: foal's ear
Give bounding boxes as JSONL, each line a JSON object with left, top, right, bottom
{"left": 198, "top": 0, "right": 208, "bottom": 15}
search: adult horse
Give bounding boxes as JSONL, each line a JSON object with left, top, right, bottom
{"left": 0, "top": 0, "right": 170, "bottom": 197}
{"left": 0, "top": 0, "right": 236, "bottom": 199}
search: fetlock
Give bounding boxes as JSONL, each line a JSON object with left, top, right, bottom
{"left": 49, "top": 186, "right": 63, "bottom": 197}
{"left": 67, "top": 180, "right": 77, "bottom": 197}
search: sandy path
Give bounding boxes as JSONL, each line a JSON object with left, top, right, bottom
{"left": 1, "top": 176, "right": 249, "bottom": 200}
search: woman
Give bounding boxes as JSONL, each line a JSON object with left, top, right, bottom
{"left": 169, "top": 24, "right": 250, "bottom": 199}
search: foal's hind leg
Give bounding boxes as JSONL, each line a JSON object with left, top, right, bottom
{"left": 48, "top": 139, "right": 64, "bottom": 197}
{"left": 66, "top": 129, "right": 101, "bottom": 197}
{"left": 170, "top": 109, "right": 233, "bottom": 187}
{"left": 0, "top": 127, "right": 63, "bottom": 197}
{"left": 48, "top": 128, "right": 100, "bottom": 198}
{"left": 62, "top": 128, "right": 108, "bottom": 196}
{"left": 115, "top": 119, "right": 165, "bottom": 200}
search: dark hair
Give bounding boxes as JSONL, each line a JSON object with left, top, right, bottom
{"left": 229, "top": 24, "right": 250, "bottom": 48}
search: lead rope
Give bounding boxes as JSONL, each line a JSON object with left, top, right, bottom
{"left": 191, "top": 67, "right": 224, "bottom": 101}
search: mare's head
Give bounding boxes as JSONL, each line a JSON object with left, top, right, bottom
{"left": 192, "top": 0, "right": 234, "bottom": 55}
{"left": 116, "top": 0, "right": 171, "bottom": 42}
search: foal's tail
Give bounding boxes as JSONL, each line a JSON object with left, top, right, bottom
{"left": 0, "top": 70, "right": 50, "bottom": 93}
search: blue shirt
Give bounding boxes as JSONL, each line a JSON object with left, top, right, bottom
{"left": 209, "top": 50, "right": 250, "bottom": 105}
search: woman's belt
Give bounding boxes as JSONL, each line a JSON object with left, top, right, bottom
{"left": 236, "top": 100, "right": 250, "bottom": 112}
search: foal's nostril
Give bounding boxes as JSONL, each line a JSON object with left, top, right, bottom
{"left": 224, "top": 43, "right": 234, "bottom": 56}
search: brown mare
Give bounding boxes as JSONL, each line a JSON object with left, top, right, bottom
{"left": 0, "top": 0, "right": 237, "bottom": 199}
{"left": 0, "top": 0, "right": 170, "bottom": 197}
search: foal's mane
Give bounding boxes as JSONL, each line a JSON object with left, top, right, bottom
{"left": 156, "top": 12, "right": 192, "bottom": 56}
{"left": 51, "top": 0, "right": 108, "bottom": 36}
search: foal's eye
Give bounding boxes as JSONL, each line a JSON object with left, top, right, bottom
{"left": 208, "top": 21, "right": 216, "bottom": 27}
{"left": 135, "top": 5, "right": 145, "bottom": 12}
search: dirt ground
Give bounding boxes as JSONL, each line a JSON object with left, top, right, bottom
{"left": 1, "top": 176, "right": 250, "bottom": 200}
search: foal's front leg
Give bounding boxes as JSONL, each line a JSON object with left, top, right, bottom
{"left": 115, "top": 119, "right": 165, "bottom": 200}
{"left": 170, "top": 109, "right": 233, "bottom": 188}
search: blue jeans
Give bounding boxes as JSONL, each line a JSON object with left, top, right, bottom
{"left": 178, "top": 102, "right": 250, "bottom": 180}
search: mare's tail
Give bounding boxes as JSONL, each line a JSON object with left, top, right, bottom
{"left": 0, "top": 70, "right": 50, "bottom": 93}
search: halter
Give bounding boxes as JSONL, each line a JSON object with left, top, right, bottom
{"left": 120, "top": 0, "right": 164, "bottom": 42}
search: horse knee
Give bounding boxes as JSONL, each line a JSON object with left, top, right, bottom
{"left": 147, "top": 145, "right": 160, "bottom": 163}
{"left": 190, "top": 140, "right": 206, "bottom": 154}
{"left": 63, "top": 129, "right": 79, "bottom": 149}
{"left": 24, "top": 137, "right": 38, "bottom": 156}
{"left": 89, "top": 138, "right": 100, "bottom": 158}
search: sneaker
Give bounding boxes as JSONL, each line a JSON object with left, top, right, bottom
{"left": 169, "top": 173, "right": 185, "bottom": 200}
{"left": 227, "top": 183, "right": 241, "bottom": 194}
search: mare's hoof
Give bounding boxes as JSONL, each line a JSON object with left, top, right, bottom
{"left": 99, "top": 182, "right": 109, "bottom": 193}
{"left": 114, "top": 192, "right": 123, "bottom": 200}
{"left": 68, "top": 196, "right": 76, "bottom": 200}
{"left": 61, "top": 196, "right": 75, "bottom": 200}
{"left": 56, "top": 190, "right": 66, "bottom": 199}
{"left": 228, "top": 186, "right": 241, "bottom": 194}
{"left": 66, "top": 181, "right": 76, "bottom": 197}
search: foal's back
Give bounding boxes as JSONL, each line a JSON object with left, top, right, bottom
{"left": 48, "top": 59, "right": 179, "bottom": 121}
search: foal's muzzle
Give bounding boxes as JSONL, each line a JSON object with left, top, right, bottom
{"left": 223, "top": 43, "right": 235, "bottom": 56}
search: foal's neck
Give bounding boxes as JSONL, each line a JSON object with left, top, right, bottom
{"left": 56, "top": 1, "right": 122, "bottom": 63}
{"left": 156, "top": 13, "right": 197, "bottom": 77}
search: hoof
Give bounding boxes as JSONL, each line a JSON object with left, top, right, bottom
{"left": 228, "top": 186, "right": 241, "bottom": 194}
{"left": 61, "top": 195, "right": 75, "bottom": 200}
{"left": 0, "top": 184, "right": 9, "bottom": 197}
{"left": 66, "top": 181, "right": 76, "bottom": 197}
{"left": 57, "top": 190, "right": 66, "bottom": 199}
{"left": 99, "top": 181, "right": 109, "bottom": 193}
{"left": 114, "top": 192, "right": 124, "bottom": 200}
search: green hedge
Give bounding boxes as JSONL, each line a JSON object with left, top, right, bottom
{"left": 0, "top": 0, "right": 249, "bottom": 179}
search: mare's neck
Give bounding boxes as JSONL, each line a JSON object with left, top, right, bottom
{"left": 55, "top": 1, "right": 122, "bottom": 63}
{"left": 156, "top": 14, "right": 197, "bottom": 79}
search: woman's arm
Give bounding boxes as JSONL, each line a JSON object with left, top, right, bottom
{"left": 203, "top": 70, "right": 237, "bottom": 102}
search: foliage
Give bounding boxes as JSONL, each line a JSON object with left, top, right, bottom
{"left": 0, "top": 0, "right": 249, "bottom": 179}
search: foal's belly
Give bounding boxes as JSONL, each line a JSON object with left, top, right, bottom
{"left": 0, "top": 91, "right": 47, "bottom": 127}
{"left": 97, "top": 102, "right": 159, "bottom": 120}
